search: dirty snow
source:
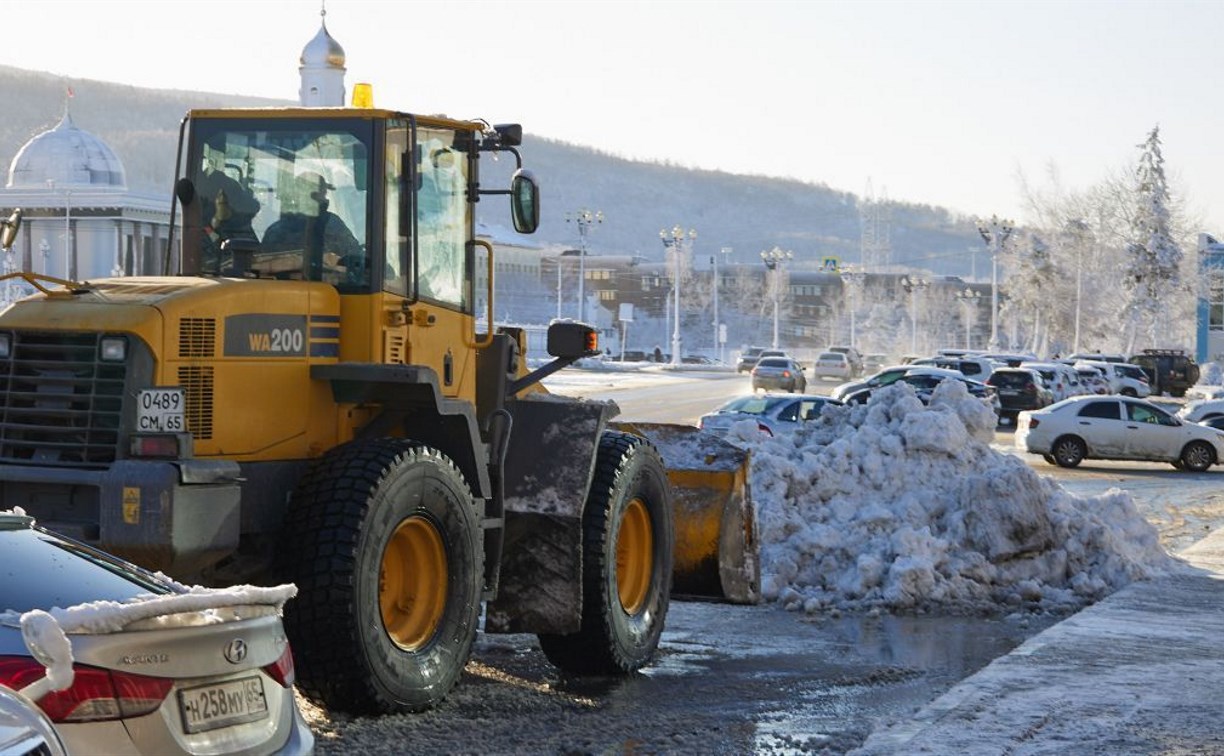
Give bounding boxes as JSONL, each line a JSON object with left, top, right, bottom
{"left": 722, "top": 380, "right": 1181, "bottom": 615}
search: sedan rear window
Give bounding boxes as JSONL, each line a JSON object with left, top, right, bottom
{"left": 989, "top": 371, "right": 1031, "bottom": 389}
{"left": 756, "top": 358, "right": 791, "bottom": 368}
{"left": 1, "top": 527, "right": 172, "bottom": 614}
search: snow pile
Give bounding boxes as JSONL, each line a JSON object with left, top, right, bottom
{"left": 746, "top": 380, "right": 1179, "bottom": 614}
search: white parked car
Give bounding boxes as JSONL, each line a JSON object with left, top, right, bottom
{"left": 1075, "top": 360, "right": 1151, "bottom": 397}
{"left": 810, "top": 351, "right": 853, "bottom": 381}
{"left": 1072, "top": 364, "right": 1110, "bottom": 395}
{"left": 1021, "top": 361, "right": 1084, "bottom": 402}
{"left": 1178, "top": 398, "right": 1224, "bottom": 423}
{"left": 1016, "top": 396, "right": 1224, "bottom": 471}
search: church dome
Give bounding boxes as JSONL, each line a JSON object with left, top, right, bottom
{"left": 300, "top": 21, "right": 346, "bottom": 70}
{"left": 7, "top": 113, "right": 126, "bottom": 189}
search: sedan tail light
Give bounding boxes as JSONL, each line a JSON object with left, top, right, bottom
{"left": 262, "top": 646, "right": 296, "bottom": 688}
{"left": 0, "top": 657, "right": 173, "bottom": 722}
{"left": 1028, "top": 418, "right": 1041, "bottom": 429}
{"left": 757, "top": 423, "right": 773, "bottom": 437}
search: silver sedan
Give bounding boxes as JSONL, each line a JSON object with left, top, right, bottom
{"left": 0, "top": 511, "right": 314, "bottom": 755}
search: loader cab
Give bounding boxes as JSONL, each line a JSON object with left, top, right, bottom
{"left": 176, "top": 109, "right": 537, "bottom": 308}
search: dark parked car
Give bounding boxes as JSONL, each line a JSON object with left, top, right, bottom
{"left": 987, "top": 367, "right": 1054, "bottom": 421}
{"left": 1129, "top": 349, "right": 1200, "bottom": 397}
{"left": 751, "top": 357, "right": 807, "bottom": 393}
{"left": 844, "top": 372, "right": 1000, "bottom": 413}
{"left": 736, "top": 347, "right": 766, "bottom": 373}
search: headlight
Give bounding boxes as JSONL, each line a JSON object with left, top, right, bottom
{"left": 100, "top": 336, "right": 127, "bottom": 362}
{"left": 0, "top": 333, "right": 9, "bottom": 359}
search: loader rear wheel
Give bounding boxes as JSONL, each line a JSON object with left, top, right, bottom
{"left": 277, "top": 439, "right": 482, "bottom": 714}
{"left": 538, "top": 431, "right": 674, "bottom": 675}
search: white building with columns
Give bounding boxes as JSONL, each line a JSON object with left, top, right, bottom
{"left": 0, "top": 109, "right": 172, "bottom": 284}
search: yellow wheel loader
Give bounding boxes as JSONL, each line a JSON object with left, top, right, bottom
{"left": 0, "top": 105, "right": 755, "bottom": 715}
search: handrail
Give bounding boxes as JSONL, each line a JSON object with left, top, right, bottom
{"left": 467, "top": 239, "right": 495, "bottom": 349}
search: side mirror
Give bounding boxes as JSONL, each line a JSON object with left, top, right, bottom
{"left": 0, "top": 209, "right": 22, "bottom": 251}
{"left": 547, "top": 321, "right": 599, "bottom": 359}
{"left": 510, "top": 169, "right": 539, "bottom": 234}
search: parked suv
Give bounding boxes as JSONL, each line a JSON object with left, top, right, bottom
{"left": 1128, "top": 349, "right": 1200, "bottom": 397}
{"left": 986, "top": 367, "right": 1054, "bottom": 421}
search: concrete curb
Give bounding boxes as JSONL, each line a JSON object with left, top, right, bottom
{"left": 855, "top": 527, "right": 1224, "bottom": 754}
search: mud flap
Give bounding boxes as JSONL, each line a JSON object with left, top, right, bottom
{"left": 485, "top": 396, "right": 615, "bottom": 634}
{"left": 612, "top": 422, "right": 760, "bottom": 604}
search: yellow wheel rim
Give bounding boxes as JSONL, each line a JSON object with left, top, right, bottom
{"left": 616, "top": 497, "right": 654, "bottom": 615}
{"left": 379, "top": 516, "right": 447, "bottom": 651}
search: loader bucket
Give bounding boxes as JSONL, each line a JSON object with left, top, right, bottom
{"left": 612, "top": 422, "right": 759, "bottom": 604}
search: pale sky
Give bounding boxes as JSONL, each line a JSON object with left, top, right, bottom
{"left": 2, "top": 0, "right": 1222, "bottom": 231}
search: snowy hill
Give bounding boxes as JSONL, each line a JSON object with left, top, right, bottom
{"left": 0, "top": 65, "right": 981, "bottom": 275}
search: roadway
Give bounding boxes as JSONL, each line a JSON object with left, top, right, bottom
{"left": 303, "top": 368, "right": 1224, "bottom": 754}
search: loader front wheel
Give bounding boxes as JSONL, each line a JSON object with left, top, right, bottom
{"left": 538, "top": 431, "right": 674, "bottom": 674}
{"left": 277, "top": 439, "right": 482, "bottom": 714}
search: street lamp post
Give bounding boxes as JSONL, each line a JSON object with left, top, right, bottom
{"left": 840, "top": 267, "right": 866, "bottom": 349}
{"left": 1062, "top": 218, "right": 1091, "bottom": 356}
{"left": 567, "top": 209, "right": 603, "bottom": 323}
{"left": 956, "top": 287, "right": 983, "bottom": 349}
{"left": 555, "top": 252, "right": 563, "bottom": 319}
{"left": 660, "top": 226, "right": 696, "bottom": 366}
{"left": 976, "top": 215, "right": 1014, "bottom": 352}
{"left": 713, "top": 247, "right": 731, "bottom": 363}
{"left": 900, "top": 275, "right": 929, "bottom": 355}
{"left": 760, "top": 246, "right": 793, "bottom": 349}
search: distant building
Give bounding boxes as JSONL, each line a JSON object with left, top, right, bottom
{"left": 1197, "top": 233, "right": 1224, "bottom": 363}
{"left": 0, "top": 108, "right": 172, "bottom": 284}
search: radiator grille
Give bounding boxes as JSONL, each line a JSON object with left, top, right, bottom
{"left": 178, "top": 366, "right": 214, "bottom": 440}
{"left": 0, "top": 332, "right": 125, "bottom": 466}
{"left": 179, "top": 318, "right": 216, "bottom": 358}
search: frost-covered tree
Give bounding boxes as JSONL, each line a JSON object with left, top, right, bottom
{"left": 1015, "top": 129, "right": 1201, "bottom": 356}
{"left": 1123, "top": 126, "right": 1183, "bottom": 350}
{"left": 1000, "top": 231, "right": 1057, "bottom": 355}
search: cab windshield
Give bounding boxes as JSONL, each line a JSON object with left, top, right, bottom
{"left": 183, "top": 118, "right": 373, "bottom": 290}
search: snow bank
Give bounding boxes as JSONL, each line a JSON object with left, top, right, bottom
{"left": 743, "top": 380, "right": 1179, "bottom": 615}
